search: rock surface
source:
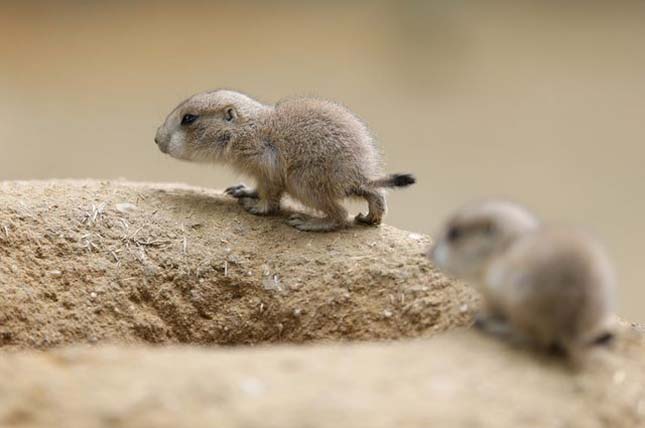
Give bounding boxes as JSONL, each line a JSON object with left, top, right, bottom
{"left": 1, "top": 329, "right": 644, "bottom": 428}
{"left": 0, "top": 180, "right": 643, "bottom": 428}
{"left": 0, "top": 180, "right": 475, "bottom": 349}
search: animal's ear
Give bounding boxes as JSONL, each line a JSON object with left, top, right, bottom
{"left": 224, "top": 106, "right": 238, "bottom": 122}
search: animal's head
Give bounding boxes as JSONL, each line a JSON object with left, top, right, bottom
{"left": 155, "top": 89, "right": 268, "bottom": 162}
{"left": 429, "top": 200, "right": 539, "bottom": 282}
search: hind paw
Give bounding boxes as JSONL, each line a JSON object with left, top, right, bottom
{"left": 354, "top": 213, "right": 381, "bottom": 226}
{"left": 287, "top": 214, "right": 343, "bottom": 232}
{"left": 287, "top": 213, "right": 307, "bottom": 226}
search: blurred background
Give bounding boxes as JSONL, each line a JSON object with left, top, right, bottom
{"left": 1, "top": 0, "right": 643, "bottom": 322}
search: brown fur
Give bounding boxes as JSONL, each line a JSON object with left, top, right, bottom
{"left": 486, "top": 228, "right": 615, "bottom": 355}
{"left": 155, "top": 90, "right": 415, "bottom": 231}
{"left": 429, "top": 200, "right": 615, "bottom": 357}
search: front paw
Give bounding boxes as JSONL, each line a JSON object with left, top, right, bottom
{"left": 225, "top": 183, "right": 257, "bottom": 199}
{"left": 474, "top": 313, "right": 512, "bottom": 338}
{"left": 240, "top": 198, "right": 276, "bottom": 216}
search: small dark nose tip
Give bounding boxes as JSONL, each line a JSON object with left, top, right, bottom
{"left": 154, "top": 136, "right": 160, "bottom": 145}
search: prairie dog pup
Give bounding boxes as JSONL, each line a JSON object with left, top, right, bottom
{"left": 155, "top": 89, "right": 415, "bottom": 232}
{"left": 431, "top": 200, "right": 539, "bottom": 286}
{"left": 429, "top": 200, "right": 615, "bottom": 355}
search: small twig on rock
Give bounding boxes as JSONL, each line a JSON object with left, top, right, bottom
{"left": 117, "top": 218, "right": 129, "bottom": 233}
{"left": 109, "top": 250, "right": 121, "bottom": 264}
{"left": 130, "top": 227, "right": 143, "bottom": 240}
{"left": 132, "top": 238, "right": 169, "bottom": 248}
{"left": 80, "top": 202, "right": 106, "bottom": 225}
{"left": 80, "top": 234, "right": 100, "bottom": 252}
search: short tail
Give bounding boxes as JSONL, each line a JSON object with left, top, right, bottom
{"left": 370, "top": 173, "right": 416, "bottom": 189}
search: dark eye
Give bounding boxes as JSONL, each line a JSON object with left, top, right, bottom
{"left": 225, "top": 108, "right": 235, "bottom": 122}
{"left": 447, "top": 226, "right": 461, "bottom": 242}
{"left": 181, "top": 114, "right": 199, "bottom": 126}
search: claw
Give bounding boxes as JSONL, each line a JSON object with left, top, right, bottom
{"left": 287, "top": 213, "right": 308, "bottom": 226}
{"left": 354, "top": 213, "right": 368, "bottom": 224}
{"left": 224, "top": 184, "right": 243, "bottom": 196}
{"left": 291, "top": 220, "right": 342, "bottom": 232}
{"left": 225, "top": 183, "right": 257, "bottom": 199}
{"left": 287, "top": 214, "right": 305, "bottom": 226}
{"left": 286, "top": 214, "right": 343, "bottom": 232}
{"left": 354, "top": 212, "right": 379, "bottom": 226}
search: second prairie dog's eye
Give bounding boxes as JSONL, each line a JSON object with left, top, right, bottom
{"left": 447, "top": 226, "right": 461, "bottom": 243}
{"left": 181, "top": 114, "right": 199, "bottom": 126}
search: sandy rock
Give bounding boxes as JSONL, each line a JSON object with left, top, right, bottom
{"left": 0, "top": 180, "right": 643, "bottom": 428}
{"left": 0, "top": 328, "right": 644, "bottom": 428}
{"left": 0, "top": 180, "right": 475, "bottom": 348}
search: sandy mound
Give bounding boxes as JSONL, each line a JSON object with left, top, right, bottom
{"left": 1, "top": 329, "right": 644, "bottom": 428}
{"left": 0, "top": 180, "right": 643, "bottom": 428}
{"left": 0, "top": 180, "right": 475, "bottom": 349}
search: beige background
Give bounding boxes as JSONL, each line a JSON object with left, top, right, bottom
{"left": 1, "top": 1, "right": 643, "bottom": 322}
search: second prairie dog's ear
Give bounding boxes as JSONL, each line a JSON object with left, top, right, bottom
{"left": 224, "top": 106, "right": 238, "bottom": 122}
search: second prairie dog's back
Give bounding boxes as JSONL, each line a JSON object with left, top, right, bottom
{"left": 486, "top": 227, "right": 615, "bottom": 349}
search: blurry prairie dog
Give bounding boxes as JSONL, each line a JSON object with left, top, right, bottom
{"left": 429, "top": 200, "right": 615, "bottom": 355}
{"left": 155, "top": 89, "right": 415, "bottom": 232}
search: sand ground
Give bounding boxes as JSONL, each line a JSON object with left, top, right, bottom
{"left": 0, "top": 180, "right": 643, "bottom": 427}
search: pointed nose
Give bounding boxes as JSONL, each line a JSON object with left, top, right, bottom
{"left": 155, "top": 130, "right": 168, "bottom": 153}
{"left": 154, "top": 127, "right": 162, "bottom": 145}
{"left": 154, "top": 128, "right": 168, "bottom": 153}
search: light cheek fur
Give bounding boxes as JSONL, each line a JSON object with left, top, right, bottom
{"left": 430, "top": 242, "right": 450, "bottom": 271}
{"left": 168, "top": 132, "right": 187, "bottom": 159}
{"left": 166, "top": 126, "right": 229, "bottom": 163}
{"left": 432, "top": 236, "right": 496, "bottom": 283}
{"left": 431, "top": 241, "right": 471, "bottom": 279}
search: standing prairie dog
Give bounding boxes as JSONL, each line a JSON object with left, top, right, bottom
{"left": 429, "top": 200, "right": 615, "bottom": 355}
{"left": 155, "top": 89, "right": 415, "bottom": 232}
